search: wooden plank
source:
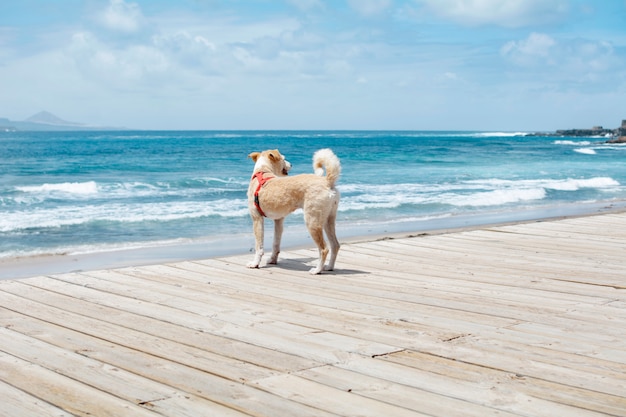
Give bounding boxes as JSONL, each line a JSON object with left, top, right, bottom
{"left": 336, "top": 248, "right": 623, "bottom": 303}
{"left": 9, "top": 277, "right": 400, "bottom": 364}
{"left": 187, "top": 255, "right": 626, "bottom": 346}
{"left": 380, "top": 222, "right": 626, "bottom": 255}
{"left": 324, "top": 247, "right": 613, "bottom": 305}
{"left": 286, "top": 247, "right": 626, "bottom": 324}
{"left": 173, "top": 260, "right": 522, "bottom": 331}
{"left": 0, "top": 379, "right": 74, "bottom": 417}
{"left": 337, "top": 354, "right": 616, "bottom": 417}
{"left": 358, "top": 236, "right": 624, "bottom": 275}
{"left": 340, "top": 239, "right": 626, "bottom": 287}
{"left": 0, "top": 353, "right": 159, "bottom": 417}
{"left": 496, "top": 218, "right": 626, "bottom": 238}
{"left": 0, "top": 280, "right": 320, "bottom": 375}
{"left": 252, "top": 372, "right": 430, "bottom": 417}
{"left": 175, "top": 259, "right": 626, "bottom": 365}
{"left": 0, "top": 306, "right": 338, "bottom": 417}
{"left": 335, "top": 245, "right": 623, "bottom": 300}
{"left": 381, "top": 347, "right": 626, "bottom": 401}
{"left": 0, "top": 326, "right": 248, "bottom": 417}
{"left": 295, "top": 364, "right": 521, "bottom": 417}
{"left": 440, "top": 233, "right": 625, "bottom": 265}
{"left": 389, "top": 346, "right": 626, "bottom": 415}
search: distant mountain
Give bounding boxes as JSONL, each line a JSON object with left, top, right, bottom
{"left": 25, "top": 111, "right": 84, "bottom": 127}
{"left": 0, "top": 111, "right": 127, "bottom": 131}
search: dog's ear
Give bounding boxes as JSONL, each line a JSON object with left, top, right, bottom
{"left": 248, "top": 152, "right": 261, "bottom": 162}
{"left": 267, "top": 150, "right": 280, "bottom": 161}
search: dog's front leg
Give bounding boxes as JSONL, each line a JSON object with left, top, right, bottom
{"left": 247, "top": 216, "right": 264, "bottom": 268}
{"left": 268, "top": 218, "right": 284, "bottom": 264}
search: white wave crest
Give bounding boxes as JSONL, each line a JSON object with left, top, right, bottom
{"left": 574, "top": 148, "right": 596, "bottom": 155}
{"left": 477, "top": 132, "right": 529, "bottom": 137}
{"left": 466, "top": 177, "right": 618, "bottom": 191}
{"left": 554, "top": 140, "right": 592, "bottom": 146}
{"left": 11, "top": 178, "right": 248, "bottom": 204}
{"left": 338, "top": 176, "right": 620, "bottom": 211}
{"left": 448, "top": 188, "right": 546, "bottom": 207}
{"left": 342, "top": 176, "right": 619, "bottom": 196}
{"left": 0, "top": 199, "right": 250, "bottom": 233}
{"left": 16, "top": 181, "right": 98, "bottom": 195}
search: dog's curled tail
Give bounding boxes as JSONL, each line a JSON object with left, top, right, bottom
{"left": 313, "top": 148, "right": 341, "bottom": 188}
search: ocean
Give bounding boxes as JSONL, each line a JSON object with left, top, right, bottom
{"left": 1, "top": 130, "right": 625, "bottom": 264}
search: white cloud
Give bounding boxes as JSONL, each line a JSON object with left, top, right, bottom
{"left": 68, "top": 31, "right": 171, "bottom": 90}
{"left": 415, "top": 0, "right": 569, "bottom": 27}
{"left": 500, "top": 32, "right": 624, "bottom": 91}
{"left": 348, "top": 0, "right": 393, "bottom": 16}
{"left": 500, "top": 32, "right": 618, "bottom": 71}
{"left": 152, "top": 32, "right": 216, "bottom": 68}
{"left": 501, "top": 32, "right": 556, "bottom": 65}
{"left": 100, "top": 0, "right": 144, "bottom": 33}
{"left": 65, "top": 10, "right": 325, "bottom": 93}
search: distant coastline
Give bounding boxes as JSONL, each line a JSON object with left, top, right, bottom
{"left": 529, "top": 118, "right": 626, "bottom": 143}
{"left": 0, "top": 111, "right": 126, "bottom": 132}
{"left": 2, "top": 112, "right": 625, "bottom": 142}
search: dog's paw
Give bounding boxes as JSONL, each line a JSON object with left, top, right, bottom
{"left": 247, "top": 262, "right": 260, "bottom": 269}
{"left": 309, "top": 266, "right": 323, "bottom": 275}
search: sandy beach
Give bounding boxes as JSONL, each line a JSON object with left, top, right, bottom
{"left": 1, "top": 205, "right": 626, "bottom": 415}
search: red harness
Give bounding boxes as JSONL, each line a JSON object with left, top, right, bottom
{"left": 252, "top": 171, "right": 273, "bottom": 217}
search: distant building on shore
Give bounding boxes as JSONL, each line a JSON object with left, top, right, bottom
{"left": 549, "top": 118, "right": 626, "bottom": 139}
{"left": 604, "top": 119, "right": 626, "bottom": 143}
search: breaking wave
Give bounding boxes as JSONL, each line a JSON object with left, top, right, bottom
{"left": 8, "top": 178, "right": 247, "bottom": 205}
{"left": 0, "top": 199, "right": 250, "bottom": 233}
{"left": 574, "top": 148, "right": 597, "bottom": 155}
{"left": 554, "top": 140, "right": 593, "bottom": 146}
{"left": 16, "top": 181, "right": 98, "bottom": 195}
{"left": 339, "top": 176, "right": 620, "bottom": 210}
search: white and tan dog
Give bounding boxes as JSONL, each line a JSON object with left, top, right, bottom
{"left": 247, "top": 148, "right": 341, "bottom": 274}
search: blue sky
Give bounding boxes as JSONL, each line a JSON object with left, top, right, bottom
{"left": 1, "top": 0, "right": 625, "bottom": 130}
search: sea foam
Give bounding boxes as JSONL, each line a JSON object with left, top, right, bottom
{"left": 574, "top": 148, "right": 597, "bottom": 155}
{"left": 0, "top": 199, "right": 250, "bottom": 233}
{"left": 17, "top": 181, "right": 98, "bottom": 195}
{"left": 338, "top": 177, "right": 620, "bottom": 211}
{"left": 554, "top": 140, "right": 592, "bottom": 146}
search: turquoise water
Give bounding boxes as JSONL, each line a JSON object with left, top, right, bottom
{"left": 1, "top": 130, "right": 625, "bottom": 259}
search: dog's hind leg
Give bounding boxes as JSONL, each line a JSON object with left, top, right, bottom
{"left": 324, "top": 214, "right": 340, "bottom": 271}
{"left": 308, "top": 226, "right": 329, "bottom": 275}
{"left": 268, "top": 218, "right": 284, "bottom": 264}
{"left": 247, "top": 217, "right": 265, "bottom": 268}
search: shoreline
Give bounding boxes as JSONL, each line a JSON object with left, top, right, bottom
{"left": 2, "top": 199, "right": 626, "bottom": 280}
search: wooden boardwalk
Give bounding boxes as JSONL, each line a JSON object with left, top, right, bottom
{"left": 1, "top": 212, "right": 625, "bottom": 416}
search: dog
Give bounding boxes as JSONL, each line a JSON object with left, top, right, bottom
{"left": 247, "top": 148, "right": 341, "bottom": 274}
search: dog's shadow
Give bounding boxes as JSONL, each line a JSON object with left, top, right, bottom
{"left": 266, "top": 257, "right": 369, "bottom": 275}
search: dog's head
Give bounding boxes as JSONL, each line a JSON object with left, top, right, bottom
{"left": 248, "top": 149, "right": 292, "bottom": 176}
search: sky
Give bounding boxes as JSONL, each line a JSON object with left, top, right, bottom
{"left": 1, "top": 0, "right": 625, "bottom": 130}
